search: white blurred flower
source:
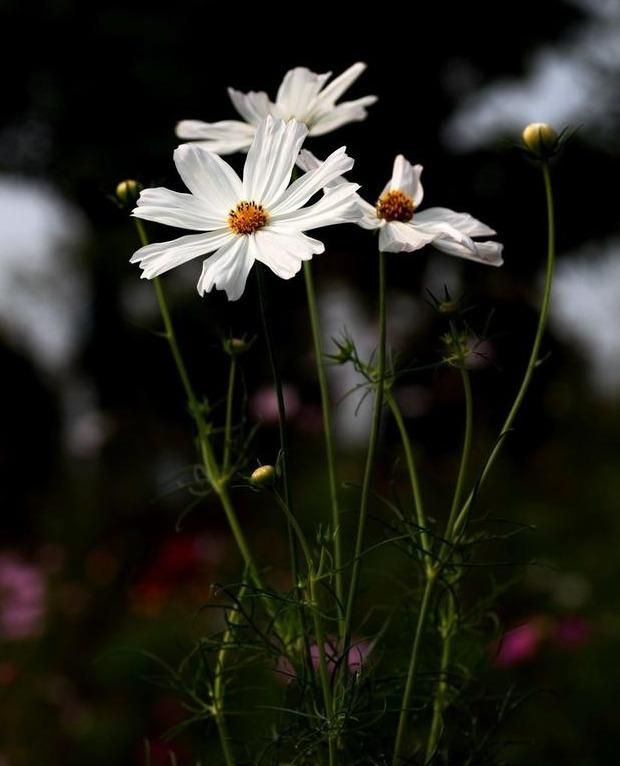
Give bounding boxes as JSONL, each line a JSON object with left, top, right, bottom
{"left": 298, "top": 151, "right": 503, "bottom": 266}
{"left": 176, "top": 63, "right": 377, "bottom": 154}
{"left": 131, "top": 117, "right": 360, "bottom": 301}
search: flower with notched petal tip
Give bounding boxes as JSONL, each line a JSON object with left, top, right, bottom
{"left": 130, "top": 117, "right": 361, "bottom": 300}
{"left": 298, "top": 150, "right": 503, "bottom": 267}
{"left": 176, "top": 63, "right": 377, "bottom": 155}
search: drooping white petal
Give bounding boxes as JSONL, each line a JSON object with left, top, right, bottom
{"left": 272, "top": 183, "right": 362, "bottom": 232}
{"left": 130, "top": 230, "right": 233, "bottom": 279}
{"left": 227, "top": 88, "right": 274, "bottom": 125}
{"left": 385, "top": 156, "right": 424, "bottom": 206}
{"left": 175, "top": 119, "right": 256, "bottom": 154}
{"left": 242, "top": 117, "right": 308, "bottom": 204}
{"left": 251, "top": 228, "right": 323, "bottom": 279}
{"left": 197, "top": 236, "right": 255, "bottom": 300}
{"left": 357, "top": 203, "right": 383, "bottom": 230}
{"left": 174, "top": 144, "right": 242, "bottom": 213}
{"left": 275, "top": 68, "right": 331, "bottom": 121}
{"left": 132, "top": 187, "right": 225, "bottom": 231}
{"left": 378, "top": 221, "right": 436, "bottom": 253}
{"left": 412, "top": 219, "right": 476, "bottom": 252}
{"left": 432, "top": 238, "right": 504, "bottom": 267}
{"left": 309, "top": 96, "right": 378, "bottom": 137}
{"left": 270, "top": 146, "right": 354, "bottom": 215}
{"left": 414, "top": 207, "right": 496, "bottom": 237}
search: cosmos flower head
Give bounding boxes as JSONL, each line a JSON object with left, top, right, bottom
{"left": 298, "top": 150, "right": 503, "bottom": 266}
{"left": 176, "top": 63, "right": 377, "bottom": 155}
{"left": 131, "top": 117, "right": 361, "bottom": 300}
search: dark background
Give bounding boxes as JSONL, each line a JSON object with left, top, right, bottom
{"left": 2, "top": 1, "right": 620, "bottom": 763}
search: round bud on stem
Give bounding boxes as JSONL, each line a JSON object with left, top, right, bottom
{"left": 250, "top": 465, "right": 275, "bottom": 488}
{"left": 522, "top": 123, "right": 559, "bottom": 160}
{"left": 224, "top": 337, "right": 252, "bottom": 356}
{"left": 115, "top": 179, "right": 143, "bottom": 206}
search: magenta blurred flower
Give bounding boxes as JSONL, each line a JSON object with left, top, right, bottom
{"left": 494, "top": 621, "right": 544, "bottom": 668}
{"left": 0, "top": 553, "right": 47, "bottom": 640}
{"left": 553, "top": 615, "right": 591, "bottom": 650}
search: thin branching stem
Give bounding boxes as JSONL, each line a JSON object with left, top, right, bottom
{"left": 223, "top": 355, "right": 237, "bottom": 474}
{"left": 452, "top": 160, "right": 557, "bottom": 537}
{"left": 304, "top": 261, "right": 345, "bottom": 640}
{"left": 343, "top": 251, "right": 387, "bottom": 654}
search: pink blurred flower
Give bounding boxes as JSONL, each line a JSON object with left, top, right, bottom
{"left": 493, "top": 621, "right": 544, "bottom": 668}
{"left": 276, "top": 637, "right": 373, "bottom": 683}
{"left": 0, "top": 552, "right": 47, "bottom": 639}
{"left": 250, "top": 383, "right": 301, "bottom": 424}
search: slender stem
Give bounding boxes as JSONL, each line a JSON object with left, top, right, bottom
{"left": 273, "top": 490, "right": 338, "bottom": 766}
{"left": 133, "top": 219, "right": 262, "bottom": 592}
{"left": 343, "top": 251, "right": 387, "bottom": 652}
{"left": 223, "top": 356, "right": 237, "bottom": 473}
{"left": 444, "top": 367, "right": 474, "bottom": 544}
{"left": 425, "top": 597, "right": 454, "bottom": 762}
{"left": 303, "top": 261, "right": 344, "bottom": 637}
{"left": 386, "top": 392, "right": 431, "bottom": 571}
{"left": 255, "top": 266, "right": 299, "bottom": 578}
{"left": 392, "top": 574, "right": 436, "bottom": 765}
{"left": 452, "top": 160, "right": 556, "bottom": 537}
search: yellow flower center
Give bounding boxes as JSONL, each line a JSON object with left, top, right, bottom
{"left": 376, "top": 189, "right": 415, "bottom": 222}
{"left": 228, "top": 201, "right": 269, "bottom": 235}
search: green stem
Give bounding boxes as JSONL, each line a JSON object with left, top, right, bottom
{"left": 133, "top": 219, "right": 262, "bottom": 593}
{"left": 223, "top": 356, "right": 237, "bottom": 473}
{"left": 386, "top": 392, "right": 430, "bottom": 570}
{"left": 444, "top": 367, "right": 474, "bottom": 545}
{"left": 392, "top": 573, "right": 436, "bottom": 765}
{"left": 425, "top": 595, "right": 455, "bottom": 762}
{"left": 255, "top": 265, "right": 299, "bottom": 583}
{"left": 273, "top": 491, "right": 338, "bottom": 766}
{"left": 303, "top": 261, "right": 344, "bottom": 638}
{"left": 343, "top": 251, "right": 387, "bottom": 653}
{"left": 452, "top": 160, "right": 556, "bottom": 538}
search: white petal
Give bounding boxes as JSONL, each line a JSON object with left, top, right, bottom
{"left": 314, "top": 62, "right": 368, "bottom": 105}
{"left": 270, "top": 146, "right": 354, "bottom": 215}
{"left": 271, "top": 183, "right": 362, "bottom": 232}
{"left": 357, "top": 203, "right": 383, "bottom": 230}
{"left": 132, "top": 187, "right": 225, "bottom": 231}
{"left": 387, "top": 156, "right": 424, "bottom": 206}
{"left": 432, "top": 238, "right": 504, "bottom": 267}
{"left": 242, "top": 117, "right": 308, "bottom": 204}
{"left": 275, "top": 67, "right": 330, "bottom": 120}
{"left": 174, "top": 144, "right": 242, "bottom": 213}
{"left": 227, "top": 88, "right": 273, "bottom": 125}
{"left": 412, "top": 218, "right": 476, "bottom": 251}
{"left": 175, "top": 120, "right": 255, "bottom": 154}
{"left": 378, "top": 221, "right": 435, "bottom": 253}
{"left": 130, "top": 230, "right": 233, "bottom": 279}
{"left": 309, "top": 96, "right": 378, "bottom": 136}
{"left": 197, "top": 236, "right": 255, "bottom": 300}
{"left": 251, "top": 227, "right": 323, "bottom": 279}
{"left": 413, "top": 207, "right": 496, "bottom": 237}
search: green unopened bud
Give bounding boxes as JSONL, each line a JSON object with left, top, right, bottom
{"left": 115, "top": 179, "right": 142, "bottom": 206}
{"left": 438, "top": 299, "right": 459, "bottom": 315}
{"left": 250, "top": 465, "right": 275, "bottom": 487}
{"left": 521, "top": 123, "right": 559, "bottom": 160}
{"left": 224, "top": 337, "right": 252, "bottom": 356}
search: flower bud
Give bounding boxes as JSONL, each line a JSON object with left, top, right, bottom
{"left": 115, "top": 179, "right": 142, "bottom": 206}
{"left": 521, "top": 123, "right": 559, "bottom": 160}
{"left": 250, "top": 465, "right": 275, "bottom": 487}
{"left": 438, "top": 299, "right": 459, "bottom": 315}
{"left": 224, "top": 337, "right": 252, "bottom": 356}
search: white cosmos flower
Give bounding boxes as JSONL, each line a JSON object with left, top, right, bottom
{"left": 130, "top": 117, "right": 361, "bottom": 301}
{"left": 298, "top": 151, "right": 503, "bottom": 266}
{"left": 176, "top": 63, "right": 377, "bottom": 155}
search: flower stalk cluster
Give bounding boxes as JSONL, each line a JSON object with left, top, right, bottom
{"left": 122, "top": 64, "right": 562, "bottom": 765}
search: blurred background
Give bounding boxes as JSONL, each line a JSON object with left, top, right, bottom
{"left": 2, "top": 0, "right": 620, "bottom": 763}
